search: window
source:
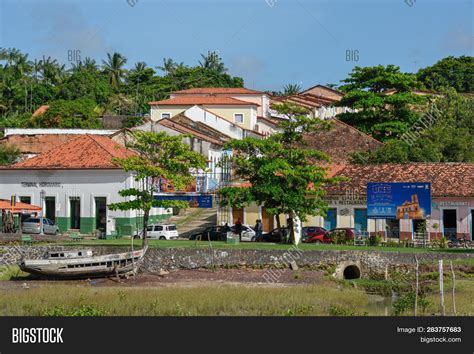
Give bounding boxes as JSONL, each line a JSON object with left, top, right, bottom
{"left": 167, "top": 225, "right": 176, "bottom": 231}
{"left": 234, "top": 113, "right": 244, "bottom": 124}
{"left": 161, "top": 113, "right": 171, "bottom": 119}
{"left": 154, "top": 225, "right": 163, "bottom": 231}
{"left": 19, "top": 196, "right": 31, "bottom": 204}
{"left": 146, "top": 226, "right": 153, "bottom": 232}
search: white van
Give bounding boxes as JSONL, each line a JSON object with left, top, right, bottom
{"left": 139, "top": 224, "right": 179, "bottom": 240}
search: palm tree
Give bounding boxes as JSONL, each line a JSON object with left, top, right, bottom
{"left": 199, "top": 51, "right": 226, "bottom": 74}
{"left": 282, "top": 83, "right": 302, "bottom": 96}
{"left": 156, "top": 58, "right": 184, "bottom": 75}
{"left": 102, "top": 52, "right": 127, "bottom": 90}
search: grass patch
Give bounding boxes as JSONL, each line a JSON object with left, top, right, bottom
{"left": 0, "top": 265, "right": 30, "bottom": 281}
{"left": 0, "top": 283, "right": 371, "bottom": 316}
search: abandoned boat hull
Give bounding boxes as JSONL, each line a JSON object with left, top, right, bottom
{"left": 20, "top": 248, "right": 147, "bottom": 279}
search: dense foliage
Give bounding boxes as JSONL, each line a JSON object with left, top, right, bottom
{"left": 417, "top": 56, "right": 474, "bottom": 93}
{"left": 0, "top": 48, "right": 243, "bottom": 128}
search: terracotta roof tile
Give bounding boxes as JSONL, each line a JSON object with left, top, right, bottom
{"left": 148, "top": 96, "right": 259, "bottom": 106}
{"left": 10, "top": 135, "right": 136, "bottom": 169}
{"left": 173, "top": 87, "right": 264, "bottom": 95}
{"left": 302, "top": 119, "right": 382, "bottom": 163}
{"left": 325, "top": 163, "right": 474, "bottom": 197}
{"left": 0, "top": 134, "right": 82, "bottom": 155}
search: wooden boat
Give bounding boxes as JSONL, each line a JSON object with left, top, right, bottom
{"left": 19, "top": 246, "right": 148, "bottom": 279}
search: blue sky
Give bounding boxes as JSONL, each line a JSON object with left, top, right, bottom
{"left": 0, "top": 0, "right": 472, "bottom": 91}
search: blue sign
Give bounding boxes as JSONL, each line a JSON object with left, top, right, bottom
{"left": 154, "top": 194, "right": 213, "bottom": 208}
{"left": 367, "top": 182, "right": 431, "bottom": 219}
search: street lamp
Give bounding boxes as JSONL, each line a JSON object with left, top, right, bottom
{"left": 40, "top": 190, "right": 46, "bottom": 235}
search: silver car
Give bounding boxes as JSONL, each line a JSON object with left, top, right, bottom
{"left": 22, "top": 217, "right": 59, "bottom": 235}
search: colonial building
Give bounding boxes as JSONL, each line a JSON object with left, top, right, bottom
{"left": 322, "top": 163, "right": 474, "bottom": 240}
{"left": 0, "top": 135, "right": 171, "bottom": 236}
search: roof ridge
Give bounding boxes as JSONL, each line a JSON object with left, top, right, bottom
{"left": 86, "top": 134, "right": 121, "bottom": 161}
{"left": 332, "top": 119, "right": 383, "bottom": 145}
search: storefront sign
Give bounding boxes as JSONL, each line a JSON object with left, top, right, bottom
{"left": 367, "top": 182, "right": 432, "bottom": 219}
{"left": 436, "top": 201, "right": 469, "bottom": 207}
{"left": 21, "top": 182, "right": 61, "bottom": 187}
{"left": 154, "top": 194, "right": 213, "bottom": 208}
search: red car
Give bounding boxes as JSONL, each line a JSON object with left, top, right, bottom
{"left": 324, "top": 228, "right": 357, "bottom": 243}
{"left": 302, "top": 226, "right": 328, "bottom": 243}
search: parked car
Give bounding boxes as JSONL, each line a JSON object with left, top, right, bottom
{"left": 21, "top": 217, "right": 59, "bottom": 235}
{"left": 324, "top": 228, "right": 357, "bottom": 243}
{"left": 230, "top": 224, "right": 256, "bottom": 242}
{"left": 138, "top": 224, "right": 179, "bottom": 240}
{"left": 302, "top": 226, "right": 327, "bottom": 243}
{"left": 189, "top": 226, "right": 228, "bottom": 241}
{"left": 256, "top": 228, "right": 288, "bottom": 243}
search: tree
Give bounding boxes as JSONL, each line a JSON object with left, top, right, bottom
{"left": 102, "top": 52, "right": 127, "bottom": 90}
{"left": 417, "top": 56, "right": 474, "bottom": 93}
{"left": 350, "top": 89, "right": 474, "bottom": 163}
{"left": 199, "top": 51, "right": 226, "bottom": 74}
{"left": 108, "top": 131, "right": 207, "bottom": 246}
{"left": 218, "top": 103, "right": 342, "bottom": 244}
{"left": 336, "top": 65, "right": 426, "bottom": 141}
{"left": 31, "top": 98, "right": 102, "bottom": 128}
{"left": 0, "top": 144, "right": 21, "bottom": 165}
{"left": 282, "top": 83, "right": 302, "bottom": 96}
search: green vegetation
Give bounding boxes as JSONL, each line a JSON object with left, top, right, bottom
{"left": 0, "top": 143, "right": 20, "bottom": 165}
{"left": 0, "top": 265, "right": 29, "bottom": 280}
{"left": 336, "top": 64, "right": 425, "bottom": 141}
{"left": 417, "top": 56, "right": 474, "bottom": 93}
{"left": 0, "top": 48, "right": 243, "bottom": 127}
{"left": 0, "top": 283, "right": 370, "bottom": 316}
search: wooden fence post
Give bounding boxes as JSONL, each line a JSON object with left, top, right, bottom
{"left": 450, "top": 260, "right": 456, "bottom": 316}
{"left": 439, "top": 260, "right": 445, "bottom": 316}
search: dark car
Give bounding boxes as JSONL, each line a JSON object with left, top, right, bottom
{"left": 256, "top": 228, "right": 288, "bottom": 243}
{"left": 324, "top": 228, "right": 357, "bottom": 243}
{"left": 189, "top": 226, "right": 229, "bottom": 241}
{"left": 302, "top": 226, "right": 327, "bottom": 243}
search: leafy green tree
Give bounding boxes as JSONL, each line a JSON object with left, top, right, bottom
{"left": 0, "top": 144, "right": 21, "bottom": 165}
{"left": 108, "top": 131, "right": 207, "bottom": 246}
{"left": 218, "top": 103, "right": 342, "bottom": 244}
{"left": 336, "top": 65, "right": 425, "bottom": 141}
{"left": 351, "top": 89, "right": 474, "bottom": 163}
{"left": 417, "top": 56, "right": 474, "bottom": 93}
{"left": 31, "top": 98, "right": 102, "bottom": 128}
{"left": 102, "top": 52, "right": 127, "bottom": 90}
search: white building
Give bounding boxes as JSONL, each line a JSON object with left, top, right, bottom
{"left": 0, "top": 134, "right": 170, "bottom": 236}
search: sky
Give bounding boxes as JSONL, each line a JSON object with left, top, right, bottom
{"left": 0, "top": 0, "right": 472, "bottom": 91}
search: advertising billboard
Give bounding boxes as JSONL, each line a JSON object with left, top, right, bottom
{"left": 367, "top": 182, "right": 431, "bottom": 219}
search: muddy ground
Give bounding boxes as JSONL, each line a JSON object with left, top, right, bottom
{"left": 0, "top": 268, "right": 328, "bottom": 290}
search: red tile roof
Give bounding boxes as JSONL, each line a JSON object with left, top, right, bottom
{"left": 148, "top": 96, "right": 259, "bottom": 106}
{"left": 325, "top": 163, "right": 474, "bottom": 197}
{"left": 0, "top": 134, "right": 82, "bottom": 155}
{"left": 173, "top": 87, "right": 265, "bottom": 95}
{"left": 9, "top": 135, "right": 136, "bottom": 170}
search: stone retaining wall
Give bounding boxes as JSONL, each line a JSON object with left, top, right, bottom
{"left": 0, "top": 245, "right": 472, "bottom": 278}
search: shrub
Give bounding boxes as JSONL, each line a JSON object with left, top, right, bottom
{"left": 369, "top": 233, "right": 383, "bottom": 246}
{"left": 42, "top": 305, "right": 108, "bottom": 317}
{"left": 392, "top": 292, "right": 431, "bottom": 315}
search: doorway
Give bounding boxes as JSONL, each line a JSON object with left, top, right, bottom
{"left": 69, "top": 197, "right": 81, "bottom": 229}
{"left": 45, "top": 197, "right": 56, "bottom": 222}
{"left": 261, "top": 208, "right": 274, "bottom": 232}
{"left": 386, "top": 219, "right": 400, "bottom": 238}
{"left": 442, "top": 209, "right": 457, "bottom": 239}
{"left": 354, "top": 208, "right": 368, "bottom": 232}
{"left": 95, "top": 197, "right": 107, "bottom": 236}
{"left": 232, "top": 208, "right": 244, "bottom": 226}
{"left": 324, "top": 208, "right": 337, "bottom": 230}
